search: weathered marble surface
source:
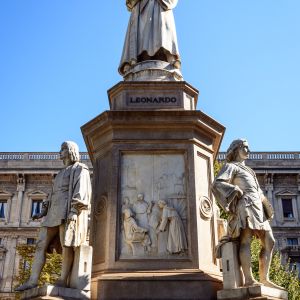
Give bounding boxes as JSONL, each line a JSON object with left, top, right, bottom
{"left": 81, "top": 100, "right": 226, "bottom": 299}
{"left": 120, "top": 153, "right": 187, "bottom": 258}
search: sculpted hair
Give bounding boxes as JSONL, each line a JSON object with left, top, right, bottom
{"left": 62, "top": 141, "right": 80, "bottom": 163}
{"left": 226, "top": 139, "right": 247, "bottom": 162}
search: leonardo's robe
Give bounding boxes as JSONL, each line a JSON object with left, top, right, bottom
{"left": 119, "top": 0, "right": 180, "bottom": 74}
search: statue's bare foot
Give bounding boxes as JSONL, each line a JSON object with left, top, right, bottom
{"left": 15, "top": 281, "right": 38, "bottom": 292}
{"left": 130, "top": 59, "right": 137, "bottom": 66}
{"left": 244, "top": 279, "right": 262, "bottom": 287}
{"left": 260, "top": 279, "right": 285, "bottom": 290}
{"left": 173, "top": 60, "right": 181, "bottom": 69}
{"left": 123, "top": 63, "right": 131, "bottom": 74}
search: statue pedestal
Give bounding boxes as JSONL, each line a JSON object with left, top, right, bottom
{"left": 19, "top": 285, "right": 90, "bottom": 300}
{"left": 81, "top": 80, "right": 225, "bottom": 299}
{"left": 220, "top": 241, "right": 244, "bottom": 289}
{"left": 217, "top": 285, "right": 288, "bottom": 300}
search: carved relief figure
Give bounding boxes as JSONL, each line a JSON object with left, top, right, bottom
{"left": 123, "top": 208, "right": 151, "bottom": 255}
{"left": 119, "top": 0, "right": 180, "bottom": 75}
{"left": 157, "top": 200, "right": 187, "bottom": 254}
{"left": 212, "top": 139, "right": 283, "bottom": 289}
{"left": 132, "top": 193, "right": 150, "bottom": 229}
{"left": 148, "top": 201, "right": 162, "bottom": 250}
{"left": 16, "top": 141, "right": 91, "bottom": 291}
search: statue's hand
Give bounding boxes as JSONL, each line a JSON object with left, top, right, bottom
{"left": 67, "top": 212, "right": 78, "bottom": 223}
{"left": 235, "top": 186, "right": 244, "bottom": 198}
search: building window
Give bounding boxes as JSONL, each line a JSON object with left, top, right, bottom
{"left": 290, "top": 256, "right": 300, "bottom": 278}
{"left": 31, "top": 200, "right": 43, "bottom": 217}
{"left": 287, "top": 238, "right": 299, "bottom": 246}
{"left": 282, "top": 198, "right": 294, "bottom": 218}
{"left": 0, "top": 201, "right": 7, "bottom": 219}
{"left": 27, "top": 238, "right": 35, "bottom": 245}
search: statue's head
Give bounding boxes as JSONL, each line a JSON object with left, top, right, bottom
{"left": 137, "top": 193, "right": 144, "bottom": 201}
{"left": 226, "top": 139, "right": 249, "bottom": 162}
{"left": 158, "top": 200, "right": 167, "bottom": 209}
{"left": 60, "top": 141, "right": 80, "bottom": 164}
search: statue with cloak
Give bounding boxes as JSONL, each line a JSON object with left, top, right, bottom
{"left": 119, "top": 0, "right": 181, "bottom": 76}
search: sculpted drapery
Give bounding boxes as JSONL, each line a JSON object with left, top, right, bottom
{"left": 159, "top": 206, "right": 187, "bottom": 254}
{"left": 212, "top": 162, "right": 271, "bottom": 239}
{"left": 42, "top": 162, "right": 91, "bottom": 247}
{"left": 119, "top": 0, "right": 180, "bottom": 75}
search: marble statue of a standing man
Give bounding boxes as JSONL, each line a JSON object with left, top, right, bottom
{"left": 119, "top": 0, "right": 180, "bottom": 75}
{"left": 16, "top": 141, "right": 91, "bottom": 291}
{"left": 212, "top": 139, "right": 283, "bottom": 289}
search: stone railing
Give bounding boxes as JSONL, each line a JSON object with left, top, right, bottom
{"left": 0, "top": 152, "right": 90, "bottom": 161}
{"left": 217, "top": 152, "right": 300, "bottom": 161}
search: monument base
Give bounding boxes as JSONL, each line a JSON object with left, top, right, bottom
{"left": 19, "top": 285, "right": 90, "bottom": 300}
{"left": 92, "top": 270, "right": 223, "bottom": 300}
{"left": 217, "top": 285, "right": 288, "bottom": 300}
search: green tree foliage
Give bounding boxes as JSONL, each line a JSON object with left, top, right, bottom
{"left": 15, "top": 244, "right": 62, "bottom": 288}
{"left": 251, "top": 238, "right": 300, "bottom": 300}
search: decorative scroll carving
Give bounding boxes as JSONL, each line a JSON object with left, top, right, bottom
{"left": 95, "top": 195, "right": 107, "bottom": 219}
{"left": 199, "top": 196, "right": 213, "bottom": 220}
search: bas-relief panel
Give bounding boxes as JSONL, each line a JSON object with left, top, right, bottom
{"left": 119, "top": 153, "right": 188, "bottom": 259}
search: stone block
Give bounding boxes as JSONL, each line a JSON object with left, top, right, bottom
{"left": 108, "top": 81, "right": 199, "bottom": 111}
{"left": 94, "top": 270, "right": 222, "bottom": 300}
{"left": 19, "top": 285, "right": 90, "bottom": 300}
{"left": 221, "top": 241, "right": 244, "bottom": 289}
{"left": 69, "top": 244, "right": 92, "bottom": 291}
{"left": 217, "top": 285, "right": 288, "bottom": 300}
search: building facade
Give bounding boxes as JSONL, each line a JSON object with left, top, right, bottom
{"left": 0, "top": 152, "right": 299, "bottom": 298}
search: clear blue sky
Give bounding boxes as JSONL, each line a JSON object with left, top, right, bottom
{"left": 1, "top": 1, "right": 300, "bottom": 152}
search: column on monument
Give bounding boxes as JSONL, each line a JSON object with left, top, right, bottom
{"left": 9, "top": 174, "right": 25, "bottom": 226}
{"left": 1, "top": 235, "right": 18, "bottom": 292}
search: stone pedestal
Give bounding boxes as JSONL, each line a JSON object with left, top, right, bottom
{"left": 19, "top": 285, "right": 90, "bottom": 300}
{"left": 217, "top": 285, "right": 288, "bottom": 300}
{"left": 81, "top": 81, "right": 225, "bottom": 299}
{"left": 221, "top": 242, "right": 244, "bottom": 289}
{"left": 69, "top": 245, "right": 92, "bottom": 291}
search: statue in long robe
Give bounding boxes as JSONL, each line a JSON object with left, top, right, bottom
{"left": 15, "top": 141, "right": 91, "bottom": 291}
{"left": 157, "top": 200, "right": 187, "bottom": 254}
{"left": 119, "top": 0, "right": 180, "bottom": 75}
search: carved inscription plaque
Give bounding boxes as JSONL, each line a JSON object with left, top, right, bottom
{"left": 126, "top": 91, "right": 181, "bottom": 108}
{"left": 120, "top": 153, "right": 188, "bottom": 259}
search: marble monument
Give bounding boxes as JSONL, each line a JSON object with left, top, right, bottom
{"left": 81, "top": 2, "right": 225, "bottom": 299}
